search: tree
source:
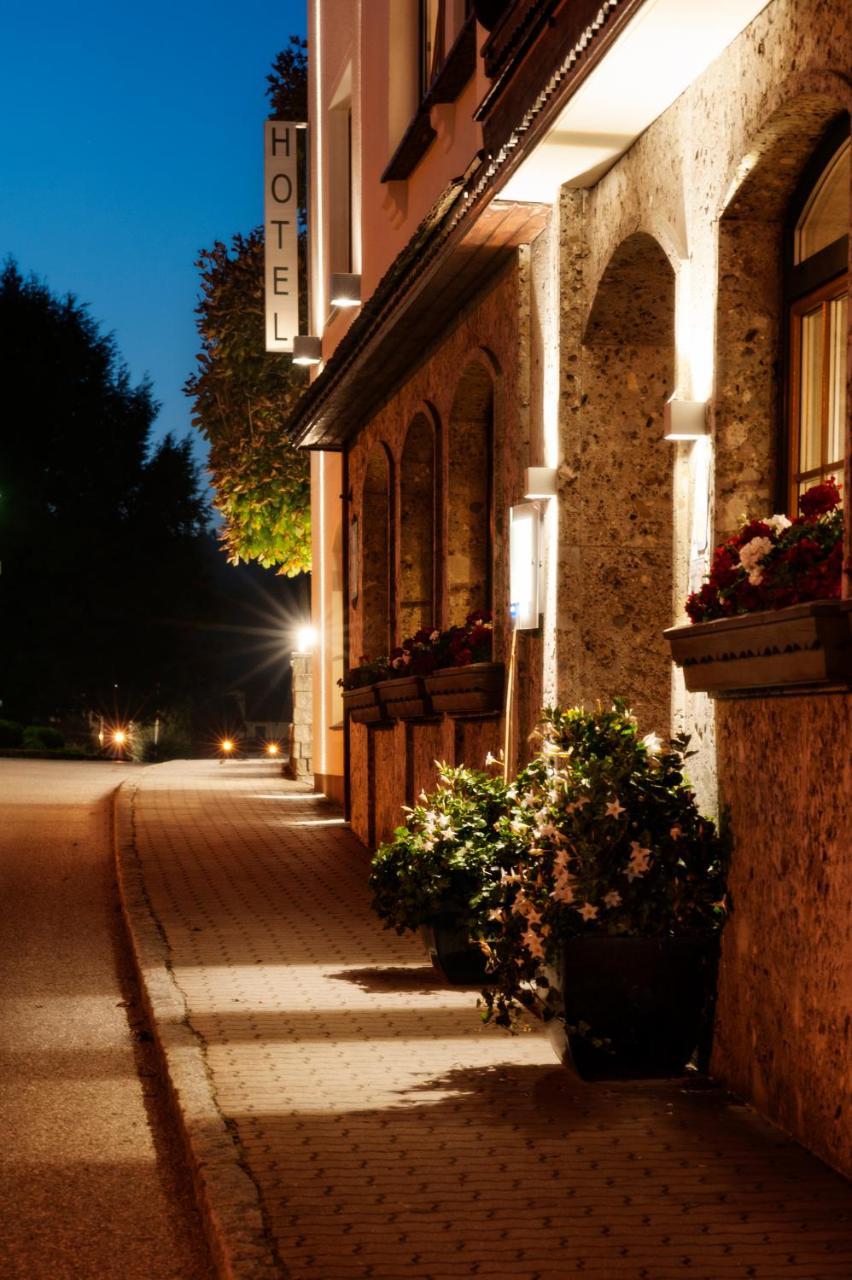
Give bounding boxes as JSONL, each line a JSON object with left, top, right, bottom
{"left": 0, "top": 260, "right": 211, "bottom": 720}
{"left": 185, "top": 37, "right": 312, "bottom": 578}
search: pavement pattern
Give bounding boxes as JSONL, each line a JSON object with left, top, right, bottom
{"left": 0, "top": 759, "right": 213, "bottom": 1280}
{"left": 119, "top": 759, "right": 852, "bottom": 1280}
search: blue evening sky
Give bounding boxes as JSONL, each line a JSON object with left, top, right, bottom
{"left": 0, "top": 1, "right": 306, "bottom": 466}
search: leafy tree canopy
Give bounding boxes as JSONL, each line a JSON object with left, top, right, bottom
{"left": 0, "top": 259, "right": 211, "bottom": 719}
{"left": 185, "top": 36, "right": 311, "bottom": 578}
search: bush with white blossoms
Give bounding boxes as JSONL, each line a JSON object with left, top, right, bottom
{"left": 480, "top": 703, "right": 729, "bottom": 1029}
{"left": 369, "top": 762, "right": 516, "bottom": 936}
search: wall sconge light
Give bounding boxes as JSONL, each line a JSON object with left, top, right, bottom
{"left": 524, "top": 466, "right": 558, "bottom": 500}
{"left": 292, "top": 336, "right": 322, "bottom": 366}
{"left": 293, "top": 624, "right": 318, "bottom": 654}
{"left": 509, "top": 502, "right": 541, "bottom": 631}
{"left": 329, "top": 272, "right": 362, "bottom": 308}
{"left": 663, "top": 397, "right": 708, "bottom": 441}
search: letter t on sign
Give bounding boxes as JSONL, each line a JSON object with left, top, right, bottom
{"left": 264, "top": 121, "right": 302, "bottom": 352}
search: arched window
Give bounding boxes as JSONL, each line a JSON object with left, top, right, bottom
{"left": 399, "top": 412, "right": 436, "bottom": 639}
{"left": 787, "top": 124, "right": 849, "bottom": 509}
{"left": 360, "top": 444, "right": 392, "bottom": 659}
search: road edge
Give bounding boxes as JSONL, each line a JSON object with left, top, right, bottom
{"left": 113, "top": 779, "right": 283, "bottom": 1280}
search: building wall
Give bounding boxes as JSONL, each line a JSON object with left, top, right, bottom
{"left": 345, "top": 257, "right": 541, "bottom": 846}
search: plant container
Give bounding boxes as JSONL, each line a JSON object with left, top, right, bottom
{"left": 377, "top": 674, "right": 433, "bottom": 720}
{"left": 421, "top": 916, "right": 489, "bottom": 985}
{"left": 665, "top": 599, "right": 852, "bottom": 695}
{"left": 342, "top": 684, "right": 385, "bottom": 725}
{"left": 542, "top": 936, "right": 715, "bottom": 1080}
{"left": 424, "top": 662, "right": 504, "bottom": 715}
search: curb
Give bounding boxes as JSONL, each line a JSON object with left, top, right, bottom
{"left": 113, "top": 780, "right": 284, "bottom": 1280}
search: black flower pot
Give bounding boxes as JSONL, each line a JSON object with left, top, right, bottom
{"left": 545, "top": 936, "right": 716, "bottom": 1080}
{"left": 421, "top": 917, "right": 489, "bottom": 985}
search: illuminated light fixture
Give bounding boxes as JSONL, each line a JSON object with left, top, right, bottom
{"left": 329, "top": 272, "right": 361, "bottom": 309}
{"left": 524, "top": 467, "right": 558, "bottom": 500}
{"left": 292, "top": 335, "right": 322, "bottom": 365}
{"left": 220, "top": 738, "right": 234, "bottom": 755}
{"left": 509, "top": 502, "right": 541, "bottom": 632}
{"left": 265, "top": 742, "right": 280, "bottom": 757}
{"left": 294, "top": 624, "right": 318, "bottom": 654}
{"left": 663, "top": 397, "right": 708, "bottom": 441}
{"left": 112, "top": 728, "right": 127, "bottom": 747}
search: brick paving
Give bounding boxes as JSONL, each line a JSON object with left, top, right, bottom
{"left": 119, "top": 760, "right": 852, "bottom": 1280}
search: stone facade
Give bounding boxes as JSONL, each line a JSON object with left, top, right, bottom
{"left": 289, "top": 654, "right": 313, "bottom": 783}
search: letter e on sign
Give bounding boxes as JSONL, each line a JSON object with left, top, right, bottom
{"left": 264, "top": 121, "right": 301, "bottom": 352}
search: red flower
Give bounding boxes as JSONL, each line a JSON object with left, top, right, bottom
{"left": 799, "top": 477, "right": 841, "bottom": 518}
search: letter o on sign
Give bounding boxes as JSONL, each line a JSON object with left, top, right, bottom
{"left": 271, "top": 173, "right": 293, "bottom": 204}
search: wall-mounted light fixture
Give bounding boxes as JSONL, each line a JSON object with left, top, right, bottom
{"left": 509, "top": 502, "right": 541, "bottom": 631}
{"left": 292, "top": 335, "right": 323, "bottom": 366}
{"left": 663, "top": 396, "right": 708, "bottom": 441}
{"left": 329, "top": 272, "right": 362, "bottom": 309}
{"left": 523, "top": 466, "right": 558, "bottom": 500}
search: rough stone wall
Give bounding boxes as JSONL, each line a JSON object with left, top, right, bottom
{"left": 290, "top": 655, "right": 313, "bottom": 782}
{"left": 712, "top": 693, "right": 852, "bottom": 1177}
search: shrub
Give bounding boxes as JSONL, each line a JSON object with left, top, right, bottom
{"left": 480, "top": 703, "right": 728, "bottom": 1028}
{"left": 370, "top": 763, "right": 516, "bottom": 935}
{"left": 0, "top": 719, "right": 23, "bottom": 747}
{"left": 23, "top": 725, "right": 65, "bottom": 750}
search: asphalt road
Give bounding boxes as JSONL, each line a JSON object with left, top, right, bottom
{"left": 0, "top": 759, "right": 214, "bottom": 1280}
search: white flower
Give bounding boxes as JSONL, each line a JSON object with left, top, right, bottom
{"left": 484, "top": 749, "right": 503, "bottom": 766}
{"left": 551, "top": 878, "right": 576, "bottom": 904}
{"left": 487, "top": 907, "right": 504, "bottom": 922}
{"left": 738, "top": 535, "right": 773, "bottom": 575}
{"left": 523, "top": 929, "right": 546, "bottom": 959}
{"left": 641, "top": 732, "right": 662, "bottom": 755}
{"left": 605, "top": 798, "right": 625, "bottom": 818}
{"left": 509, "top": 817, "right": 526, "bottom": 835}
{"left": 578, "top": 902, "right": 598, "bottom": 921}
{"left": 436, "top": 813, "right": 452, "bottom": 831}
{"left": 430, "top": 629, "right": 440, "bottom": 641}
{"left": 535, "top": 821, "right": 564, "bottom": 843}
{"left": 766, "top": 513, "right": 791, "bottom": 535}
{"left": 670, "top": 825, "right": 682, "bottom": 840}
{"left": 625, "top": 841, "right": 652, "bottom": 881}
{"left": 603, "top": 890, "right": 622, "bottom": 908}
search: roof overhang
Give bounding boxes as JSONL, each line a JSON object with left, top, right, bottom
{"left": 290, "top": 0, "right": 771, "bottom": 450}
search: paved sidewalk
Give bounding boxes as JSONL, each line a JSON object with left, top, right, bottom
{"left": 117, "top": 760, "right": 852, "bottom": 1280}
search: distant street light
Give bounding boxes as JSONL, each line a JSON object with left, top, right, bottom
{"left": 265, "top": 742, "right": 280, "bottom": 757}
{"left": 294, "top": 625, "right": 318, "bottom": 654}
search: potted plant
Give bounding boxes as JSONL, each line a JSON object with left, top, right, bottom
{"left": 666, "top": 478, "right": 850, "bottom": 694}
{"left": 481, "top": 703, "right": 728, "bottom": 1079}
{"left": 424, "top": 611, "right": 504, "bottom": 714}
{"left": 378, "top": 628, "right": 441, "bottom": 719}
{"left": 339, "top": 655, "right": 391, "bottom": 723}
{"left": 369, "top": 762, "right": 515, "bottom": 983}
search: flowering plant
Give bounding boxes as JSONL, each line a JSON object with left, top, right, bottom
{"left": 686, "top": 478, "right": 843, "bottom": 624}
{"left": 369, "top": 762, "right": 515, "bottom": 935}
{"left": 480, "top": 703, "right": 728, "bottom": 1029}
{"left": 339, "top": 655, "right": 390, "bottom": 690}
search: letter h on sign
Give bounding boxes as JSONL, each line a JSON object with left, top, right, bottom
{"left": 264, "top": 121, "right": 301, "bottom": 352}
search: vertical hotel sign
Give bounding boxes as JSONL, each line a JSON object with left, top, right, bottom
{"left": 264, "top": 121, "right": 300, "bottom": 352}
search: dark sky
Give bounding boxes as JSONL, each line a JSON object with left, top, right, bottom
{"left": 1, "top": 0, "right": 307, "bottom": 463}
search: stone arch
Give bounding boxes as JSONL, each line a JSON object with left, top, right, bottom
{"left": 715, "top": 81, "right": 850, "bottom": 537}
{"left": 446, "top": 358, "right": 493, "bottom": 625}
{"left": 579, "top": 231, "right": 676, "bottom": 733}
{"left": 399, "top": 409, "right": 437, "bottom": 639}
{"left": 360, "top": 442, "right": 392, "bottom": 659}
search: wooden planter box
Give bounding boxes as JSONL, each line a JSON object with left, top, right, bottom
{"left": 424, "top": 662, "right": 504, "bottom": 715}
{"left": 377, "top": 674, "right": 433, "bottom": 720}
{"left": 341, "top": 684, "right": 385, "bottom": 724}
{"left": 665, "top": 599, "right": 852, "bottom": 695}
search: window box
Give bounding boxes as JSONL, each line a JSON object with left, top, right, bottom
{"left": 377, "top": 674, "right": 433, "bottom": 721}
{"left": 665, "top": 600, "right": 852, "bottom": 696}
{"left": 424, "top": 662, "right": 504, "bottom": 715}
{"left": 342, "top": 685, "right": 386, "bottom": 724}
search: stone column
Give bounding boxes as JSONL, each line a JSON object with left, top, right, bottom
{"left": 289, "top": 654, "right": 313, "bottom": 783}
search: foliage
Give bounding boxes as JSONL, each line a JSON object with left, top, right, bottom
{"left": 369, "top": 764, "right": 516, "bottom": 935}
{"left": 686, "top": 478, "right": 843, "bottom": 623}
{"left": 185, "top": 38, "right": 311, "bottom": 577}
{"left": 0, "top": 720, "right": 23, "bottom": 747}
{"left": 343, "top": 612, "right": 494, "bottom": 687}
{"left": 129, "top": 715, "right": 193, "bottom": 763}
{"left": 23, "top": 725, "right": 65, "bottom": 750}
{"left": 479, "top": 703, "right": 729, "bottom": 1029}
{"left": 0, "top": 260, "right": 211, "bottom": 720}
{"left": 340, "top": 656, "right": 390, "bottom": 690}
